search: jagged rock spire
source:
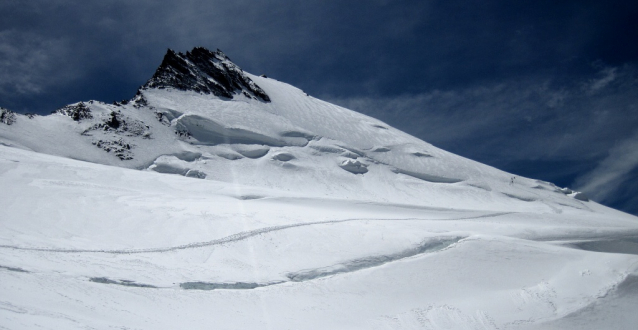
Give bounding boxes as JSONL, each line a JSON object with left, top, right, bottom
{"left": 142, "top": 47, "right": 270, "bottom": 102}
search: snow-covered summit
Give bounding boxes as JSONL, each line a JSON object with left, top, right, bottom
{"left": 0, "top": 47, "right": 603, "bottom": 212}
{"left": 142, "top": 47, "right": 270, "bottom": 102}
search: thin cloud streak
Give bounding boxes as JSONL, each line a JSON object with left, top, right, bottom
{"left": 574, "top": 131, "right": 638, "bottom": 202}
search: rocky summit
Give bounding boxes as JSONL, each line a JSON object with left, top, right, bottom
{"left": 142, "top": 47, "right": 270, "bottom": 102}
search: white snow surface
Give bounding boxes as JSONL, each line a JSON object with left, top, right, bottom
{"left": 1, "top": 73, "right": 638, "bottom": 329}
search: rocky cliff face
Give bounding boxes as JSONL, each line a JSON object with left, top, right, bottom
{"left": 142, "top": 47, "right": 270, "bottom": 102}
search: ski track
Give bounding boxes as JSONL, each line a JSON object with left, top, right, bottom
{"left": 105, "top": 236, "right": 466, "bottom": 290}
{"left": 0, "top": 212, "right": 512, "bottom": 254}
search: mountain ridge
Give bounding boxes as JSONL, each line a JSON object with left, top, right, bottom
{"left": 0, "top": 47, "right": 609, "bottom": 213}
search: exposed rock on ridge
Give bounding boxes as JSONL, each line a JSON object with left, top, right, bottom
{"left": 142, "top": 47, "right": 270, "bottom": 102}
{"left": 54, "top": 102, "right": 93, "bottom": 121}
{"left": 0, "top": 107, "right": 16, "bottom": 125}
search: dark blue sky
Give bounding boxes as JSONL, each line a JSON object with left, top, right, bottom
{"left": 1, "top": 0, "right": 637, "bottom": 214}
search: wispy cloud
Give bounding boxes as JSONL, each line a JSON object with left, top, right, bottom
{"left": 586, "top": 67, "right": 617, "bottom": 93}
{"left": 0, "top": 30, "right": 74, "bottom": 96}
{"left": 574, "top": 131, "right": 638, "bottom": 202}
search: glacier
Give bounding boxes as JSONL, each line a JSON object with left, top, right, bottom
{"left": 0, "top": 47, "right": 637, "bottom": 329}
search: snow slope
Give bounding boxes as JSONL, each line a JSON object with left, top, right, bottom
{"left": 0, "top": 52, "right": 596, "bottom": 212}
{"left": 1, "top": 47, "right": 637, "bottom": 329}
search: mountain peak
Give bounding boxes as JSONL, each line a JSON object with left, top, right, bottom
{"left": 142, "top": 47, "right": 270, "bottom": 102}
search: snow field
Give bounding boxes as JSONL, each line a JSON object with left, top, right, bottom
{"left": 1, "top": 145, "right": 638, "bottom": 329}
{"left": 1, "top": 58, "right": 638, "bottom": 329}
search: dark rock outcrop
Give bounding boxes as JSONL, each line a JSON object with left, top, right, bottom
{"left": 0, "top": 108, "right": 17, "bottom": 125}
{"left": 54, "top": 102, "right": 93, "bottom": 121}
{"left": 142, "top": 47, "right": 270, "bottom": 102}
{"left": 92, "top": 139, "right": 133, "bottom": 160}
{"left": 82, "top": 111, "right": 151, "bottom": 138}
